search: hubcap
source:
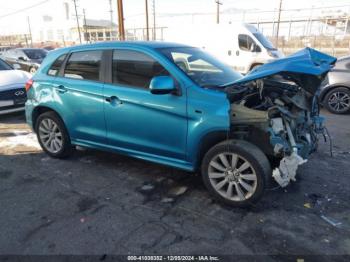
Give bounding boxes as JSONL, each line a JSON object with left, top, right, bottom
{"left": 328, "top": 92, "right": 350, "bottom": 112}
{"left": 38, "top": 118, "right": 63, "bottom": 153}
{"left": 208, "top": 153, "right": 257, "bottom": 202}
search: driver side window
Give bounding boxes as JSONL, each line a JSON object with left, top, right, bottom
{"left": 238, "top": 34, "right": 256, "bottom": 52}
{"left": 112, "top": 49, "right": 169, "bottom": 89}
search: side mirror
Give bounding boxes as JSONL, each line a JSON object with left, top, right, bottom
{"left": 18, "top": 56, "right": 26, "bottom": 61}
{"left": 12, "top": 63, "right": 21, "bottom": 70}
{"left": 149, "top": 76, "right": 176, "bottom": 95}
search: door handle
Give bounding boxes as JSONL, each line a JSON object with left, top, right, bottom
{"left": 236, "top": 50, "right": 240, "bottom": 56}
{"left": 105, "top": 95, "right": 122, "bottom": 105}
{"left": 55, "top": 85, "right": 67, "bottom": 93}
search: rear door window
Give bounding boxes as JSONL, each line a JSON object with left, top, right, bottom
{"left": 112, "top": 49, "right": 169, "bottom": 89}
{"left": 48, "top": 54, "right": 66, "bottom": 76}
{"left": 64, "top": 50, "right": 102, "bottom": 81}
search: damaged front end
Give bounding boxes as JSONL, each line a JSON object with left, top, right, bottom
{"left": 224, "top": 48, "right": 336, "bottom": 187}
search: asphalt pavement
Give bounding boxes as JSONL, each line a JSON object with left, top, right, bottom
{"left": 0, "top": 110, "right": 349, "bottom": 260}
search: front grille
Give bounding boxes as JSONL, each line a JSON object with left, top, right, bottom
{"left": 0, "top": 88, "right": 27, "bottom": 101}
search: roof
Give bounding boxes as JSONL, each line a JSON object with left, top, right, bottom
{"left": 64, "top": 41, "right": 191, "bottom": 52}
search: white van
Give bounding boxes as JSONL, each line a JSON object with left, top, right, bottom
{"left": 163, "top": 23, "right": 284, "bottom": 74}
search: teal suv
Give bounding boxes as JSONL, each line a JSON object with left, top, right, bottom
{"left": 25, "top": 42, "right": 335, "bottom": 206}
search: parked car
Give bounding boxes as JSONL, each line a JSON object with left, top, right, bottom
{"left": 319, "top": 55, "right": 350, "bottom": 114}
{"left": 2, "top": 48, "right": 47, "bottom": 74}
{"left": 0, "top": 46, "right": 12, "bottom": 56}
{"left": 25, "top": 43, "right": 334, "bottom": 206}
{"left": 0, "top": 58, "right": 30, "bottom": 115}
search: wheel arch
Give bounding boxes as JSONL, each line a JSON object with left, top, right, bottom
{"left": 249, "top": 63, "right": 263, "bottom": 71}
{"left": 195, "top": 130, "right": 229, "bottom": 172}
{"left": 32, "top": 106, "right": 66, "bottom": 132}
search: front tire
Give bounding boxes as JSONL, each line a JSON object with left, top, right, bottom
{"left": 324, "top": 87, "right": 350, "bottom": 114}
{"left": 35, "top": 111, "right": 73, "bottom": 158}
{"left": 201, "top": 140, "right": 271, "bottom": 207}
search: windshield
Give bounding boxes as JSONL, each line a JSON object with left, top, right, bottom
{"left": 23, "top": 49, "right": 47, "bottom": 60}
{"left": 0, "top": 58, "right": 12, "bottom": 70}
{"left": 253, "top": 33, "right": 276, "bottom": 50}
{"left": 158, "top": 47, "right": 242, "bottom": 88}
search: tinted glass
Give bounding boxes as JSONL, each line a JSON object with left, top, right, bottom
{"left": 23, "top": 49, "right": 47, "bottom": 59}
{"left": 64, "top": 50, "right": 102, "bottom": 81}
{"left": 112, "top": 50, "right": 169, "bottom": 89}
{"left": 48, "top": 54, "right": 66, "bottom": 76}
{"left": 238, "top": 34, "right": 256, "bottom": 51}
{"left": 159, "top": 47, "right": 242, "bottom": 88}
{"left": 0, "top": 58, "right": 12, "bottom": 70}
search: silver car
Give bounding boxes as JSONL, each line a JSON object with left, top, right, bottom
{"left": 0, "top": 58, "right": 30, "bottom": 115}
{"left": 320, "top": 56, "right": 350, "bottom": 114}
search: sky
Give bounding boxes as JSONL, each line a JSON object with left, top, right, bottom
{"left": 0, "top": 0, "right": 349, "bottom": 34}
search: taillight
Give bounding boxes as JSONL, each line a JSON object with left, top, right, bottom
{"left": 25, "top": 79, "right": 34, "bottom": 92}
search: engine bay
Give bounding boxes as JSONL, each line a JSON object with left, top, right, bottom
{"left": 225, "top": 76, "right": 326, "bottom": 187}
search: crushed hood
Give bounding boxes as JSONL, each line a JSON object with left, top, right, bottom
{"left": 230, "top": 48, "right": 337, "bottom": 94}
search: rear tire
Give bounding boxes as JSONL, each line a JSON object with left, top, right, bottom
{"left": 35, "top": 111, "right": 73, "bottom": 158}
{"left": 201, "top": 140, "right": 271, "bottom": 207}
{"left": 324, "top": 87, "right": 350, "bottom": 114}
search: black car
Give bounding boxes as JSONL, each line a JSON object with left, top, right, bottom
{"left": 2, "top": 48, "right": 47, "bottom": 74}
{"left": 320, "top": 56, "right": 350, "bottom": 114}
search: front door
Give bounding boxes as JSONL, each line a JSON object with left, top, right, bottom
{"left": 103, "top": 49, "right": 187, "bottom": 160}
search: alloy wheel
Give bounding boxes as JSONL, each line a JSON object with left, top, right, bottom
{"left": 328, "top": 91, "right": 350, "bottom": 113}
{"left": 38, "top": 118, "right": 63, "bottom": 153}
{"left": 208, "top": 153, "right": 257, "bottom": 202}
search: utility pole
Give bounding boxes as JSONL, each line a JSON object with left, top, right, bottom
{"left": 215, "top": 0, "right": 223, "bottom": 24}
{"left": 145, "top": 0, "right": 149, "bottom": 40}
{"left": 275, "top": 0, "right": 283, "bottom": 48}
{"left": 108, "top": 0, "right": 114, "bottom": 40}
{"left": 72, "top": 0, "right": 82, "bottom": 44}
{"left": 117, "top": 0, "right": 125, "bottom": 40}
{"left": 152, "top": 0, "right": 156, "bottom": 40}
{"left": 27, "top": 16, "right": 33, "bottom": 47}
{"left": 83, "top": 9, "right": 88, "bottom": 43}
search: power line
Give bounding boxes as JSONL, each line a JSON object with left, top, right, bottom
{"left": 0, "top": 0, "right": 50, "bottom": 19}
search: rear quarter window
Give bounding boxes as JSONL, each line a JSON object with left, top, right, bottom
{"left": 48, "top": 54, "right": 67, "bottom": 76}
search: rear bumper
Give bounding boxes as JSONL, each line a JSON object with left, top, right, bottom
{"left": 25, "top": 100, "right": 35, "bottom": 130}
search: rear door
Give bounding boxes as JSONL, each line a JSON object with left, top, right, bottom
{"left": 52, "top": 50, "right": 106, "bottom": 144}
{"left": 103, "top": 48, "right": 187, "bottom": 160}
